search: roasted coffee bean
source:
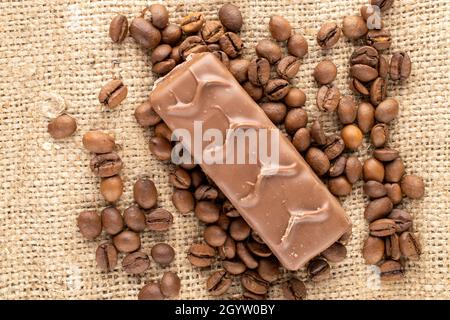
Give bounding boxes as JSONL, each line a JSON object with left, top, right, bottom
{"left": 219, "top": 32, "right": 242, "bottom": 58}
{"left": 145, "top": 208, "right": 173, "bottom": 231}
{"left": 237, "top": 242, "right": 258, "bottom": 269}
{"left": 284, "top": 108, "right": 308, "bottom": 134}
{"left": 375, "top": 98, "right": 399, "bottom": 123}
{"left": 90, "top": 152, "right": 122, "bottom": 178}
{"left": 113, "top": 230, "right": 141, "bottom": 253}
{"left": 256, "top": 39, "right": 282, "bottom": 64}
{"left": 241, "top": 271, "right": 268, "bottom": 295}
{"left": 321, "top": 242, "right": 347, "bottom": 262}
{"left": 364, "top": 180, "right": 387, "bottom": 198}
{"left": 363, "top": 158, "right": 385, "bottom": 182}
{"left": 247, "top": 239, "right": 272, "bottom": 258}
{"left": 390, "top": 52, "right": 411, "bottom": 81}
{"left": 401, "top": 175, "right": 425, "bottom": 199}
{"left": 155, "top": 122, "right": 172, "bottom": 141}
{"left": 369, "top": 218, "right": 396, "bottom": 237}
{"left": 95, "top": 242, "right": 118, "bottom": 271}
{"left": 388, "top": 209, "right": 412, "bottom": 233}
{"left": 148, "top": 4, "right": 168, "bottom": 29}
{"left": 341, "top": 124, "right": 363, "bottom": 150}
{"left": 316, "top": 85, "right": 340, "bottom": 112}
{"left": 179, "top": 36, "right": 208, "bottom": 60}
{"left": 310, "top": 120, "right": 327, "bottom": 145}
{"left": 378, "top": 55, "right": 389, "bottom": 77}
{"left": 349, "top": 78, "right": 370, "bottom": 96}
{"left": 248, "top": 58, "right": 270, "bottom": 86}
{"left": 282, "top": 278, "right": 307, "bottom": 300}
{"left": 371, "top": 124, "right": 389, "bottom": 147}
{"left": 364, "top": 197, "right": 393, "bottom": 222}
{"left": 342, "top": 16, "right": 368, "bottom": 40}
{"left": 151, "top": 243, "right": 175, "bottom": 265}
{"left": 305, "top": 147, "right": 330, "bottom": 176}
{"left": 151, "top": 48, "right": 176, "bottom": 74}
{"left": 194, "top": 185, "right": 218, "bottom": 201}
{"left": 337, "top": 96, "right": 357, "bottom": 125}
{"left": 229, "top": 217, "right": 251, "bottom": 241}
{"left": 101, "top": 207, "right": 124, "bottom": 235}
{"left": 284, "top": 87, "right": 306, "bottom": 108}
{"left": 265, "top": 78, "right": 290, "bottom": 101}
{"left": 134, "top": 100, "right": 161, "bottom": 128}
{"left": 350, "top": 64, "right": 378, "bottom": 82}
{"left": 151, "top": 44, "right": 172, "bottom": 64}
{"left": 307, "top": 258, "right": 330, "bottom": 282}
{"left": 260, "top": 102, "right": 287, "bottom": 124}
{"left": 204, "top": 225, "right": 227, "bottom": 247}
{"left": 371, "top": 0, "right": 395, "bottom": 12}
{"left": 109, "top": 15, "right": 128, "bottom": 43}
{"left": 169, "top": 167, "right": 191, "bottom": 190}
{"left": 223, "top": 200, "right": 240, "bottom": 218}
{"left": 257, "top": 257, "right": 279, "bottom": 283}
{"left": 329, "top": 155, "right": 347, "bottom": 177}
{"left": 217, "top": 214, "right": 231, "bottom": 232}
{"left": 190, "top": 169, "right": 206, "bottom": 189}
{"left": 399, "top": 232, "right": 421, "bottom": 260}
{"left": 129, "top": 17, "right": 161, "bottom": 49}
{"left": 292, "top": 128, "right": 311, "bottom": 153}
{"left": 223, "top": 259, "right": 246, "bottom": 275}
{"left": 218, "top": 236, "right": 236, "bottom": 259}
{"left": 287, "top": 34, "right": 308, "bottom": 58}
{"left": 366, "top": 29, "right": 391, "bottom": 51}
{"left": 243, "top": 82, "right": 264, "bottom": 101}
{"left": 363, "top": 236, "right": 385, "bottom": 264}
{"left": 317, "top": 22, "right": 341, "bottom": 49}
{"left": 385, "top": 158, "right": 405, "bottom": 183}
{"left": 212, "top": 50, "right": 230, "bottom": 68}
{"left": 323, "top": 134, "right": 345, "bottom": 160}
{"left": 277, "top": 56, "right": 300, "bottom": 80}
{"left": 195, "top": 201, "right": 220, "bottom": 224}
{"left": 269, "top": 15, "right": 292, "bottom": 41}
{"left": 380, "top": 260, "right": 404, "bottom": 282}
{"left": 385, "top": 183, "right": 403, "bottom": 205}
{"left": 201, "top": 20, "right": 225, "bottom": 43}
{"left": 161, "top": 24, "right": 182, "bottom": 45}
{"left": 207, "top": 270, "right": 232, "bottom": 296}
{"left": 122, "top": 251, "right": 150, "bottom": 274}
{"left": 181, "top": 12, "right": 205, "bottom": 34}
{"left": 123, "top": 205, "right": 146, "bottom": 232}
{"left": 350, "top": 46, "right": 379, "bottom": 68}
{"left": 373, "top": 148, "right": 399, "bottom": 162}
{"left": 149, "top": 136, "right": 172, "bottom": 161}
{"left": 134, "top": 177, "right": 158, "bottom": 209}
{"left": 188, "top": 243, "right": 216, "bottom": 267}
{"left": 345, "top": 156, "right": 363, "bottom": 183}
{"left": 313, "top": 60, "right": 337, "bottom": 85}
{"left": 370, "top": 77, "right": 387, "bottom": 106}
{"left": 160, "top": 272, "right": 181, "bottom": 298}
{"left": 218, "top": 3, "right": 243, "bottom": 32}
{"left": 138, "top": 282, "right": 164, "bottom": 300}
{"left": 385, "top": 233, "right": 401, "bottom": 260}
{"left": 328, "top": 176, "right": 352, "bottom": 197}
{"left": 229, "top": 59, "right": 250, "bottom": 83}
{"left": 83, "top": 131, "right": 115, "bottom": 154}
{"left": 251, "top": 231, "right": 265, "bottom": 244}
{"left": 100, "top": 175, "right": 123, "bottom": 203}
{"left": 48, "top": 114, "right": 77, "bottom": 139}
{"left": 170, "top": 46, "right": 182, "bottom": 63}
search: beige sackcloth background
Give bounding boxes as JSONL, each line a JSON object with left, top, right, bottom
{"left": 0, "top": 0, "right": 449, "bottom": 300}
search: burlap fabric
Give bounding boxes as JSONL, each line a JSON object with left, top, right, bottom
{"left": 0, "top": 0, "right": 449, "bottom": 300}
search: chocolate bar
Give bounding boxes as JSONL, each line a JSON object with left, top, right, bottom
{"left": 150, "top": 53, "right": 351, "bottom": 270}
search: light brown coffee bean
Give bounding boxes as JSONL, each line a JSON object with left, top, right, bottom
{"left": 133, "top": 177, "right": 158, "bottom": 209}
{"left": 364, "top": 197, "right": 393, "bottom": 222}
{"left": 401, "top": 175, "right": 425, "bottom": 199}
{"left": 138, "top": 282, "right": 164, "bottom": 300}
{"left": 373, "top": 148, "right": 399, "bottom": 162}
{"left": 123, "top": 205, "right": 146, "bottom": 232}
{"left": 129, "top": 17, "right": 161, "bottom": 49}
{"left": 328, "top": 176, "right": 352, "bottom": 197}
{"left": 284, "top": 108, "right": 308, "bottom": 134}
{"left": 204, "top": 225, "right": 227, "bottom": 247}
{"left": 370, "top": 77, "right": 387, "bottom": 106}
{"left": 247, "top": 239, "right": 272, "bottom": 258}
{"left": 218, "top": 236, "right": 236, "bottom": 260}
{"left": 316, "top": 85, "right": 340, "bottom": 112}
{"left": 357, "top": 102, "right": 375, "bottom": 133}
{"left": 284, "top": 87, "right": 306, "bottom": 108}
{"left": 337, "top": 96, "right": 357, "bottom": 124}
{"left": 171, "top": 46, "right": 182, "bottom": 63}
{"left": 257, "top": 257, "right": 279, "bottom": 283}
{"left": 151, "top": 243, "right": 175, "bottom": 265}
{"left": 265, "top": 78, "right": 290, "bottom": 101}
{"left": 181, "top": 12, "right": 205, "bottom": 33}
{"left": 390, "top": 52, "right": 412, "bottom": 81}
{"left": 292, "top": 128, "right": 311, "bottom": 153}
{"left": 188, "top": 243, "right": 216, "bottom": 267}
{"left": 122, "top": 251, "right": 150, "bottom": 274}
{"left": 194, "top": 185, "right": 218, "bottom": 201}
{"left": 363, "top": 158, "right": 385, "bottom": 182}
{"left": 399, "top": 232, "right": 421, "bottom": 260}
{"left": 229, "top": 59, "right": 250, "bottom": 83}
{"left": 350, "top": 64, "right": 378, "bottom": 82}
{"left": 385, "top": 233, "right": 401, "bottom": 260}
{"left": 109, "top": 15, "right": 128, "bottom": 43}
{"left": 256, "top": 39, "right": 282, "bottom": 64}
{"left": 222, "top": 259, "right": 246, "bottom": 275}
{"left": 329, "top": 155, "right": 347, "bottom": 177}
{"left": 350, "top": 46, "right": 379, "bottom": 67}
{"left": 218, "top": 3, "right": 243, "bottom": 32}
{"left": 100, "top": 175, "right": 123, "bottom": 203}
{"left": 161, "top": 24, "right": 182, "bottom": 45}
{"left": 363, "top": 236, "right": 385, "bottom": 264}
{"left": 48, "top": 114, "right": 77, "bottom": 139}
{"left": 287, "top": 34, "right": 308, "bottom": 58}
{"left": 134, "top": 100, "right": 161, "bottom": 128}
{"left": 375, "top": 98, "right": 399, "bottom": 123}
{"left": 236, "top": 242, "right": 258, "bottom": 269}
{"left": 201, "top": 20, "right": 225, "bottom": 43}
{"left": 366, "top": 29, "right": 391, "bottom": 51}
{"left": 248, "top": 58, "right": 270, "bottom": 87}
{"left": 195, "top": 201, "right": 220, "bottom": 224}
{"left": 101, "top": 207, "right": 124, "bottom": 235}
{"left": 151, "top": 44, "right": 172, "bottom": 64}
{"left": 378, "top": 55, "right": 389, "bottom": 77}
{"left": 96, "top": 242, "right": 118, "bottom": 271}
{"left": 90, "top": 152, "right": 123, "bottom": 178}
{"left": 384, "top": 183, "right": 403, "bottom": 205}
{"left": 313, "top": 60, "right": 337, "bottom": 85}
{"left": 149, "top": 136, "right": 172, "bottom": 161}
{"left": 282, "top": 278, "right": 307, "bottom": 300}
{"left": 160, "top": 272, "right": 181, "bottom": 298}
{"left": 364, "top": 180, "right": 387, "bottom": 199}
{"left": 349, "top": 78, "right": 370, "bottom": 96}
{"left": 269, "top": 15, "right": 292, "bottom": 41}
{"left": 371, "top": 124, "right": 389, "bottom": 147}
{"left": 321, "top": 242, "right": 347, "bottom": 262}
{"left": 310, "top": 120, "right": 327, "bottom": 145}
{"left": 307, "top": 258, "right": 330, "bottom": 282}
{"left": 385, "top": 158, "right": 405, "bottom": 183}
{"left": 341, "top": 124, "right": 363, "bottom": 150}
{"left": 380, "top": 260, "right": 404, "bottom": 282}
{"left": 152, "top": 54, "right": 176, "bottom": 74}
{"left": 169, "top": 167, "right": 191, "bottom": 190}
{"left": 306, "top": 147, "right": 330, "bottom": 176}
{"left": 113, "top": 230, "right": 141, "bottom": 253}
{"left": 179, "top": 36, "right": 208, "bottom": 60}
{"left": 229, "top": 217, "right": 251, "bottom": 241}
{"left": 172, "top": 189, "right": 195, "bottom": 215}
{"left": 324, "top": 134, "right": 345, "bottom": 160}
{"left": 77, "top": 211, "right": 101, "bottom": 240}
{"left": 243, "top": 81, "right": 264, "bottom": 101}
{"left": 369, "top": 218, "right": 396, "bottom": 237}
{"left": 317, "top": 22, "right": 341, "bottom": 49}
{"left": 146, "top": 208, "right": 173, "bottom": 231}
{"left": 277, "top": 56, "right": 300, "bottom": 80}
{"left": 342, "top": 16, "right": 368, "bottom": 40}
{"left": 260, "top": 102, "right": 287, "bottom": 124}
{"left": 147, "top": 4, "right": 169, "bottom": 29}
{"left": 82, "top": 131, "right": 115, "bottom": 154}
{"left": 345, "top": 156, "right": 363, "bottom": 183}
{"left": 241, "top": 271, "right": 269, "bottom": 295}
{"left": 206, "top": 270, "right": 232, "bottom": 296}
{"left": 219, "top": 32, "right": 243, "bottom": 58}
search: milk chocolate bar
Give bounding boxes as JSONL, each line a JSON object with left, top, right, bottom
{"left": 150, "top": 53, "right": 351, "bottom": 270}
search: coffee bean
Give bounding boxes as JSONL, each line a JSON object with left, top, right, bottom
{"left": 257, "top": 257, "right": 279, "bottom": 283}
{"left": 385, "top": 233, "right": 401, "bottom": 260}
{"left": 388, "top": 209, "right": 412, "bottom": 233}
{"left": 181, "top": 12, "right": 205, "bottom": 33}
{"left": 292, "top": 128, "right": 311, "bottom": 153}
{"left": 385, "top": 183, "right": 403, "bottom": 205}
{"left": 48, "top": 114, "right": 77, "bottom": 139}
{"left": 259, "top": 102, "right": 286, "bottom": 125}
{"left": 190, "top": 169, "right": 206, "bottom": 189}
{"left": 109, "top": 15, "right": 128, "bottom": 43}
{"left": 251, "top": 231, "right": 265, "bottom": 244}
{"left": 307, "top": 258, "right": 330, "bottom": 282}
{"left": 229, "top": 217, "right": 251, "bottom": 241}
{"left": 390, "top": 52, "right": 411, "bottom": 81}
{"left": 324, "top": 134, "right": 345, "bottom": 160}
{"left": 206, "top": 270, "right": 232, "bottom": 296}
{"left": 113, "top": 230, "right": 141, "bottom": 253}
{"left": 350, "top": 46, "right": 379, "bottom": 68}
{"left": 337, "top": 96, "right": 357, "bottom": 125}
{"left": 151, "top": 45, "right": 176, "bottom": 75}
{"left": 401, "top": 175, "right": 425, "bottom": 199}
{"left": 364, "top": 180, "right": 387, "bottom": 198}
{"left": 277, "top": 56, "right": 300, "bottom": 80}
{"left": 329, "top": 155, "right": 347, "bottom": 177}
{"left": 133, "top": 177, "right": 158, "bottom": 209}
{"left": 100, "top": 175, "right": 123, "bottom": 203}
{"left": 378, "top": 55, "right": 389, "bottom": 77}
{"left": 241, "top": 271, "right": 268, "bottom": 295}
{"left": 83, "top": 131, "right": 115, "bottom": 154}
{"left": 188, "top": 243, "right": 216, "bottom": 267}
{"left": 350, "top": 64, "right": 378, "bottom": 82}
{"left": 201, "top": 20, "right": 225, "bottom": 43}
{"left": 370, "top": 77, "right": 387, "bottom": 106}
{"left": 305, "top": 147, "right": 330, "bottom": 176}
{"left": 341, "top": 124, "right": 363, "bottom": 150}
{"left": 349, "top": 77, "right": 370, "bottom": 96}
{"left": 269, "top": 15, "right": 292, "bottom": 41}
{"left": 328, "top": 176, "right": 352, "bottom": 197}
{"left": 342, "top": 16, "right": 368, "bottom": 40}
{"left": 287, "top": 34, "right": 308, "bottom": 58}
{"left": 371, "top": 124, "right": 389, "bottom": 147}
{"left": 247, "top": 239, "right": 272, "bottom": 258}
{"left": 229, "top": 59, "right": 250, "bottom": 83}
{"left": 151, "top": 44, "right": 172, "bottom": 64}
{"left": 317, "top": 22, "right": 341, "bottom": 49}
{"left": 149, "top": 136, "right": 172, "bottom": 161}
{"left": 138, "top": 282, "right": 164, "bottom": 300}
{"left": 282, "top": 278, "right": 307, "bottom": 300}
{"left": 147, "top": 4, "right": 168, "bottom": 30}
{"left": 366, "top": 29, "right": 391, "bottom": 51}
{"left": 218, "top": 236, "right": 236, "bottom": 260}
{"left": 179, "top": 36, "right": 208, "bottom": 60}
{"left": 363, "top": 158, "right": 385, "bottom": 182}
{"left": 256, "top": 39, "right": 282, "bottom": 64}
{"left": 123, "top": 205, "right": 146, "bottom": 232}
{"left": 379, "top": 260, "right": 404, "bottom": 282}
{"left": 313, "top": 60, "right": 337, "bottom": 85}
{"left": 385, "top": 158, "right": 405, "bottom": 183}
{"left": 222, "top": 259, "right": 246, "bottom": 275}
{"left": 363, "top": 236, "right": 385, "bottom": 264}
{"left": 145, "top": 208, "right": 173, "bottom": 232}
{"left": 219, "top": 32, "right": 243, "bottom": 58}
{"left": 243, "top": 82, "right": 264, "bottom": 101}
{"left": 321, "top": 242, "right": 347, "bottom": 262}
{"left": 218, "top": 4, "right": 243, "bottom": 32}
{"left": 155, "top": 122, "right": 172, "bottom": 141}
{"left": 171, "top": 46, "right": 182, "bottom": 63}
{"left": 265, "top": 78, "right": 290, "bottom": 101}
{"left": 161, "top": 24, "right": 182, "bottom": 45}
{"left": 237, "top": 242, "right": 258, "bottom": 269}
{"left": 90, "top": 152, "right": 122, "bottom": 178}
{"left": 247, "top": 58, "right": 270, "bottom": 86}
{"left": 223, "top": 200, "right": 240, "bottom": 218}
{"left": 369, "top": 218, "right": 396, "bottom": 237}
{"left": 373, "top": 148, "right": 399, "bottom": 162}
{"left": 284, "top": 88, "right": 306, "bottom": 108}
{"left": 284, "top": 108, "right": 308, "bottom": 134}
{"left": 159, "top": 271, "right": 181, "bottom": 298}
{"left": 169, "top": 167, "right": 191, "bottom": 190}
{"left": 151, "top": 243, "right": 175, "bottom": 265}
{"left": 375, "top": 98, "right": 399, "bottom": 123}
{"left": 95, "top": 242, "right": 118, "bottom": 271}
{"left": 129, "top": 17, "right": 161, "bottom": 49}
{"left": 195, "top": 201, "right": 220, "bottom": 224}
{"left": 399, "top": 232, "right": 421, "bottom": 260}
{"left": 217, "top": 214, "right": 231, "bottom": 232}
{"left": 204, "top": 225, "right": 227, "bottom": 247}
{"left": 371, "top": 0, "right": 395, "bottom": 12}
{"left": 316, "top": 85, "right": 340, "bottom": 112}
{"left": 193, "top": 185, "right": 217, "bottom": 201}
{"left": 310, "top": 120, "right": 327, "bottom": 145}
{"left": 172, "top": 189, "right": 195, "bottom": 215}
{"left": 212, "top": 50, "right": 230, "bottom": 68}
{"left": 122, "top": 251, "right": 150, "bottom": 274}
{"left": 364, "top": 197, "right": 393, "bottom": 222}
{"left": 345, "top": 156, "right": 363, "bottom": 183}
{"left": 134, "top": 100, "right": 162, "bottom": 128}
{"left": 101, "top": 206, "right": 124, "bottom": 235}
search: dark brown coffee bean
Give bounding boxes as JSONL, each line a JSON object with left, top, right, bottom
{"left": 313, "top": 60, "right": 337, "bottom": 85}
{"left": 208, "top": 43, "right": 222, "bottom": 52}
{"left": 95, "top": 242, "right": 118, "bottom": 272}
{"left": 380, "top": 260, "right": 404, "bottom": 282}
{"left": 109, "top": 15, "right": 128, "bottom": 43}
{"left": 122, "top": 251, "right": 150, "bottom": 274}
{"left": 243, "top": 81, "right": 264, "bottom": 101}
{"left": 401, "top": 175, "right": 425, "bottom": 199}
{"left": 138, "top": 282, "right": 164, "bottom": 300}
{"left": 310, "top": 120, "right": 327, "bottom": 145}
{"left": 323, "top": 134, "right": 345, "bottom": 160}
{"left": 229, "top": 59, "right": 250, "bottom": 83}
{"left": 152, "top": 59, "right": 176, "bottom": 75}
{"left": 385, "top": 158, "right": 405, "bottom": 183}
{"left": 188, "top": 243, "right": 216, "bottom": 267}
{"left": 145, "top": 208, "right": 173, "bottom": 231}
{"left": 363, "top": 236, "right": 385, "bottom": 264}
{"left": 180, "top": 12, "right": 205, "bottom": 33}
{"left": 149, "top": 136, "right": 172, "bottom": 161}
{"left": 321, "top": 242, "right": 347, "bottom": 262}
{"left": 375, "top": 98, "right": 399, "bottom": 123}
{"left": 282, "top": 278, "right": 307, "bottom": 300}
{"left": 357, "top": 102, "right": 375, "bottom": 133}
{"left": 366, "top": 29, "right": 391, "bottom": 51}
{"left": 388, "top": 209, "right": 412, "bottom": 233}
{"left": 123, "top": 205, "right": 146, "bottom": 232}
{"left": 256, "top": 39, "right": 282, "bottom": 64}
{"left": 363, "top": 158, "right": 385, "bottom": 182}
{"left": 284, "top": 108, "right": 308, "bottom": 134}
{"left": 341, "top": 124, "right": 363, "bottom": 150}
{"left": 134, "top": 100, "right": 161, "bottom": 128}
{"left": 113, "top": 230, "right": 141, "bottom": 253}
{"left": 306, "top": 147, "right": 330, "bottom": 176}
{"left": 269, "top": 15, "right": 292, "bottom": 41}
{"left": 364, "top": 197, "right": 393, "bottom": 222}
{"left": 133, "top": 177, "right": 158, "bottom": 209}
{"left": 223, "top": 260, "right": 246, "bottom": 275}
{"left": 129, "top": 17, "right": 161, "bottom": 49}
{"left": 218, "top": 3, "right": 243, "bottom": 32}
{"left": 161, "top": 24, "right": 182, "bottom": 45}
{"left": 151, "top": 243, "right": 175, "bottom": 265}
{"left": 195, "top": 201, "right": 220, "bottom": 224}
{"left": 329, "top": 155, "right": 347, "bottom": 177}
{"left": 370, "top": 77, "right": 387, "bottom": 106}
{"left": 151, "top": 44, "right": 172, "bottom": 64}
{"left": 349, "top": 78, "right": 370, "bottom": 96}
{"left": 385, "top": 233, "right": 401, "bottom": 260}
{"left": 48, "top": 114, "right": 77, "bottom": 139}
{"left": 201, "top": 20, "right": 225, "bottom": 43}
{"left": 369, "top": 218, "right": 396, "bottom": 237}
{"left": 194, "top": 185, "right": 218, "bottom": 201}
{"left": 287, "top": 34, "right": 308, "bottom": 58}
{"left": 259, "top": 102, "right": 286, "bottom": 125}
{"left": 212, "top": 51, "right": 230, "bottom": 68}
{"left": 256, "top": 257, "right": 279, "bottom": 283}
{"left": 100, "top": 175, "right": 123, "bottom": 203}
{"left": 350, "top": 64, "right": 378, "bottom": 82}
{"left": 90, "top": 152, "right": 122, "bottom": 178}
{"left": 345, "top": 156, "right": 363, "bottom": 183}
{"left": 204, "top": 225, "right": 227, "bottom": 247}
{"left": 371, "top": 124, "right": 389, "bottom": 147}
{"left": 206, "top": 270, "right": 232, "bottom": 296}
{"left": 378, "top": 55, "right": 389, "bottom": 77}
{"left": 292, "top": 128, "right": 311, "bottom": 153}
{"left": 217, "top": 214, "right": 231, "bottom": 232}
{"left": 277, "top": 56, "right": 300, "bottom": 80}
{"left": 371, "top": 0, "right": 395, "bottom": 12}
{"left": 385, "top": 183, "right": 403, "bottom": 205}
{"left": 284, "top": 88, "right": 306, "bottom": 108}
{"left": 317, "top": 22, "right": 341, "bottom": 49}
{"left": 247, "top": 239, "right": 272, "bottom": 258}
{"left": 98, "top": 79, "right": 128, "bottom": 108}
{"left": 160, "top": 271, "right": 181, "bottom": 298}
{"left": 364, "top": 180, "right": 387, "bottom": 198}
{"left": 223, "top": 200, "right": 240, "bottom": 218}
{"left": 251, "top": 231, "right": 265, "bottom": 244}
{"left": 101, "top": 207, "right": 124, "bottom": 235}
{"left": 265, "top": 78, "right": 290, "bottom": 101}
{"left": 399, "top": 232, "right": 421, "bottom": 260}
{"left": 342, "top": 16, "right": 368, "bottom": 40}
{"left": 390, "top": 52, "right": 411, "bottom": 81}
{"left": 219, "top": 32, "right": 242, "bottom": 58}
{"left": 337, "top": 96, "right": 357, "bottom": 125}
{"left": 248, "top": 58, "right": 270, "bottom": 86}
{"left": 316, "top": 85, "right": 340, "bottom": 112}
{"left": 170, "top": 46, "right": 182, "bottom": 63}
{"left": 147, "top": 4, "right": 168, "bottom": 29}
{"left": 229, "top": 217, "right": 251, "bottom": 241}
{"left": 328, "top": 176, "right": 352, "bottom": 197}
{"left": 373, "top": 148, "right": 399, "bottom": 162}
{"left": 241, "top": 271, "right": 268, "bottom": 295}
{"left": 237, "top": 242, "right": 258, "bottom": 269}
{"left": 169, "top": 167, "right": 191, "bottom": 190}
{"left": 350, "top": 46, "right": 379, "bottom": 67}
{"left": 155, "top": 122, "right": 172, "bottom": 140}
{"left": 190, "top": 169, "right": 206, "bottom": 189}
{"left": 218, "top": 236, "right": 236, "bottom": 260}
{"left": 179, "top": 36, "right": 208, "bottom": 60}
{"left": 172, "top": 189, "right": 195, "bottom": 215}
{"left": 307, "top": 258, "right": 330, "bottom": 282}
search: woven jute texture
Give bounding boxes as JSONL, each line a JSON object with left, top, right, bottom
{"left": 0, "top": 0, "right": 449, "bottom": 300}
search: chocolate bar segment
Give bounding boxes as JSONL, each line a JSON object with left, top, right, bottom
{"left": 150, "top": 53, "right": 351, "bottom": 270}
